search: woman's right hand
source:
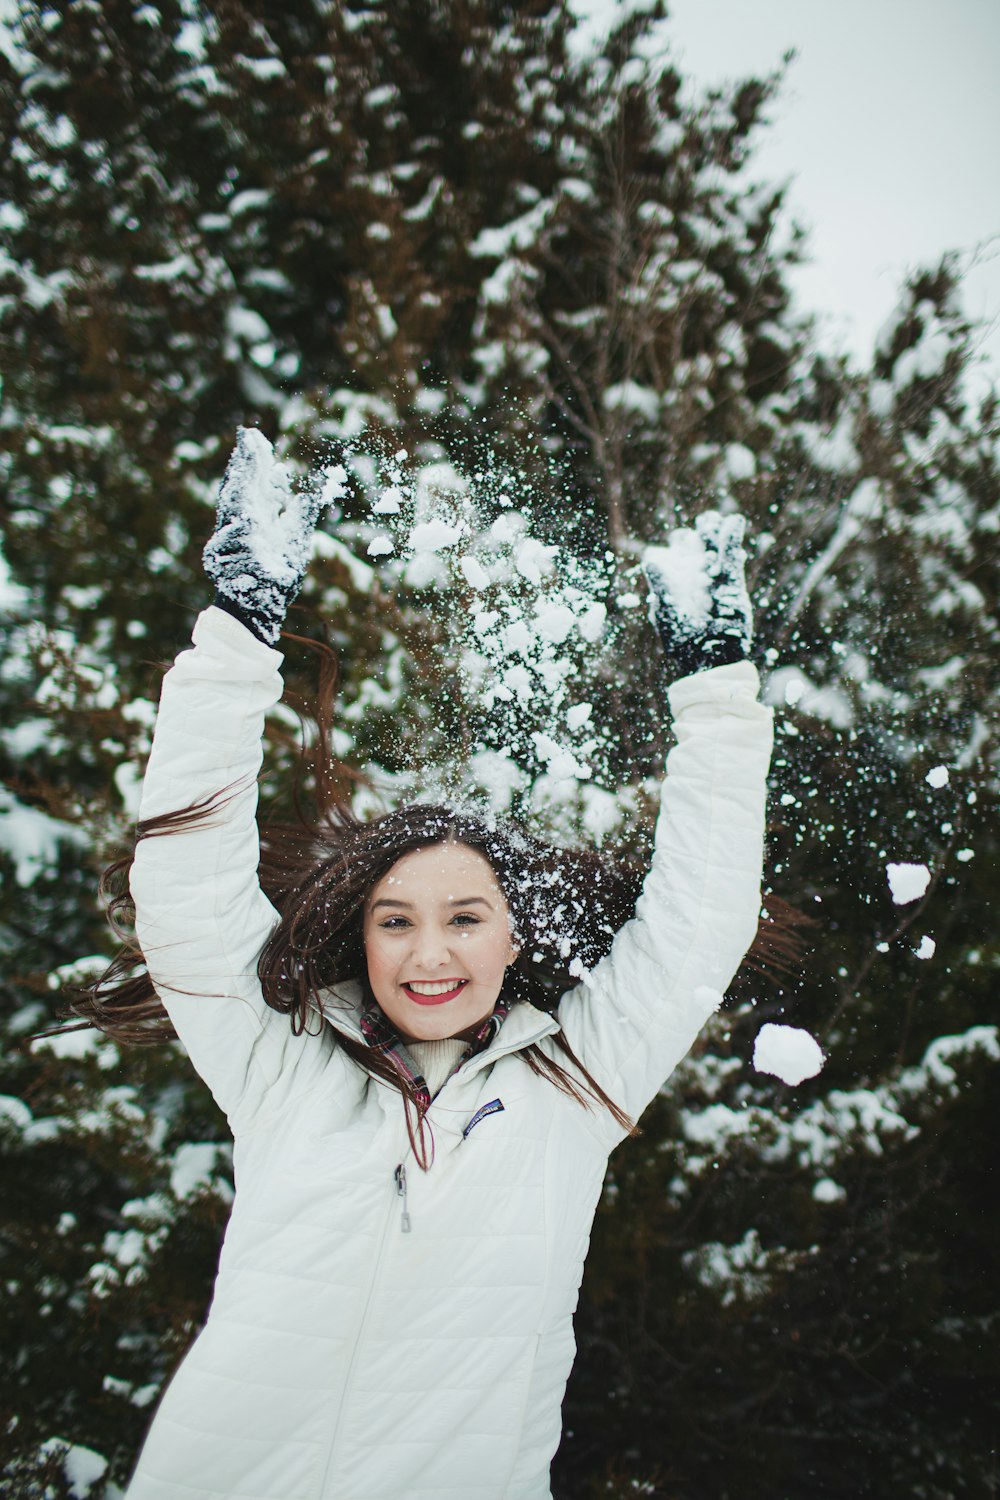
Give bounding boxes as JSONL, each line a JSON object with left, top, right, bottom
{"left": 203, "top": 427, "right": 342, "bottom": 644}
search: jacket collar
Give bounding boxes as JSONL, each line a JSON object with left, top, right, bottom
{"left": 315, "top": 981, "right": 560, "bottom": 1072}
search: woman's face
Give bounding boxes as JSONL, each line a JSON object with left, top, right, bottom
{"left": 363, "top": 841, "right": 519, "bottom": 1041}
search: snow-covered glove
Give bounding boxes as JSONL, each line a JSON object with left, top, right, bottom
{"left": 203, "top": 427, "right": 331, "bottom": 645}
{"left": 642, "top": 511, "right": 753, "bottom": 677}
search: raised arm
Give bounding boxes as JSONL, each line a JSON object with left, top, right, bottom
{"left": 553, "top": 514, "right": 773, "bottom": 1142}
{"left": 129, "top": 431, "right": 341, "bottom": 1125}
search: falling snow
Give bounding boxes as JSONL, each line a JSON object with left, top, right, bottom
{"left": 753, "top": 1023, "right": 826, "bottom": 1086}
{"left": 886, "top": 861, "right": 932, "bottom": 905}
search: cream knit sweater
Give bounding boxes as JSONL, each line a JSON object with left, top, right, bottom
{"left": 407, "top": 1037, "right": 469, "bottom": 1099}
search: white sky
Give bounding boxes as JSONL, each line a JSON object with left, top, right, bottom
{"left": 657, "top": 0, "right": 1000, "bottom": 387}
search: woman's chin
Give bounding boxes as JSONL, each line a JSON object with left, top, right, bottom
{"left": 399, "top": 997, "right": 494, "bottom": 1043}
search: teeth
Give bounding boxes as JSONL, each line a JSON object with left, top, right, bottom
{"left": 406, "top": 979, "right": 466, "bottom": 996}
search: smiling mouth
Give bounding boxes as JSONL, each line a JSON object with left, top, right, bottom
{"left": 402, "top": 979, "right": 469, "bottom": 1005}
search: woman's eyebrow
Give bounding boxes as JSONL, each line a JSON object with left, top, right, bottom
{"left": 370, "top": 894, "right": 494, "bottom": 910}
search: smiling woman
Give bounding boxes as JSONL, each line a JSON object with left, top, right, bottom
{"left": 70, "top": 429, "right": 776, "bottom": 1500}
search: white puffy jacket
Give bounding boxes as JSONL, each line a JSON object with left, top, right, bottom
{"left": 125, "top": 605, "right": 773, "bottom": 1500}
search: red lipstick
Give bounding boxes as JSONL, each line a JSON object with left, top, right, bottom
{"left": 402, "top": 980, "right": 469, "bottom": 1006}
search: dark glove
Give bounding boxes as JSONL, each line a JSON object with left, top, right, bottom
{"left": 203, "top": 427, "right": 333, "bottom": 645}
{"left": 642, "top": 511, "right": 752, "bottom": 677}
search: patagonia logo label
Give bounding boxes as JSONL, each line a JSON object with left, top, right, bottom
{"left": 463, "top": 1098, "right": 505, "bottom": 1138}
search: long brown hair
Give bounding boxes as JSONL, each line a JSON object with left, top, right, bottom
{"left": 69, "top": 635, "right": 807, "bottom": 1166}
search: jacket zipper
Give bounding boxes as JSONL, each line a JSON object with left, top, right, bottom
{"left": 394, "top": 1162, "right": 411, "bottom": 1232}
{"left": 315, "top": 1157, "right": 410, "bottom": 1499}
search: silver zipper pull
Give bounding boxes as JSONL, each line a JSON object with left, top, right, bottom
{"left": 394, "top": 1163, "right": 411, "bottom": 1233}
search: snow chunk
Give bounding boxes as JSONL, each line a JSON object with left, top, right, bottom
{"left": 366, "top": 535, "right": 394, "bottom": 557}
{"left": 578, "top": 602, "right": 607, "bottom": 643}
{"left": 460, "top": 555, "right": 491, "bottom": 590}
{"left": 914, "top": 935, "right": 936, "bottom": 960}
{"left": 468, "top": 747, "right": 528, "bottom": 814}
{"left": 581, "top": 784, "right": 622, "bottom": 845}
{"left": 513, "top": 537, "right": 556, "bottom": 585}
{"left": 753, "top": 1023, "right": 825, "bottom": 1086}
{"left": 407, "top": 517, "right": 464, "bottom": 553}
{"left": 764, "top": 667, "right": 854, "bottom": 729}
{"left": 500, "top": 664, "right": 534, "bottom": 702}
{"left": 886, "top": 861, "right": 931, "bottom": 904}
{"left": 320, "top": 464, "right": 348, "bottom": 507}
{"left": 533, "top": 601, "right": 576, "bottom": 645}
{"left": 531, "top": 732, "right": 591, "bottom": 782}
{"left": 812, "top": 1178, "right": 846, "bottom": 1204}
{"left": 374, "top": 485, "right": 404, "bottom": 514}
{"left": 501, "top": 618, "right": 533, "bottom": 657}
{"left": 643, "top": 533, "right": 711, "bottom": 630}
{"left": 925, "top": 765, "right": 950, "bottom": 788}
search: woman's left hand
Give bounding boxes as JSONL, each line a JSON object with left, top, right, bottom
{"left": 642, "top": 511, "right": 753, "bottom": 677}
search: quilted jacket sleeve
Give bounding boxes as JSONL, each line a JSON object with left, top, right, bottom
{"left": 552, "top": 659, "right": 773, "bottom": 1146}
{"left": 129, "top": 606, "right": 335, "bottom": 1125}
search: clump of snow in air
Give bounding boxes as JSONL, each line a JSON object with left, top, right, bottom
{"left": 753, "top": 1023, "right": 825, "bottom": 1086}
{"left": 324, "top": 437, "right": 632, "bottom": 836}
{"left": 408, "top": 517, "right": 464, "bottom": 552}
{"left": 886, "top": 861, "right": 931, "bottom": 904}
{"left": 925, "top": 765, "right": 949, "bottom": 788}
{"left": 374, "top": 485, "right": 403, "bottom": 514}
{"left": 914, "top": 935, "right": 936, "bottom": 960}
{"left": 320, "top": 463, "right": 348, "bottom": 509}
{"left": 461, "top": 555, "right": 490, "bottom": 590}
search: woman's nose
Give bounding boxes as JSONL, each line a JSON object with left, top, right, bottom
{"left": 410, "top": 926, "right": 454, "bottom": 971}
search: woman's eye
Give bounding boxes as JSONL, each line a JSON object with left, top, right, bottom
{"left": 379, "top": 917, "right": 411, "bottom": 930}
{"left": 451, "top": 913, "right": 481, "bottom": 927}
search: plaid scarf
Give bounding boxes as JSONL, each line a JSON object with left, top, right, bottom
{"left": 359, "top": 994, "right": 512, "bottom": 1109}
